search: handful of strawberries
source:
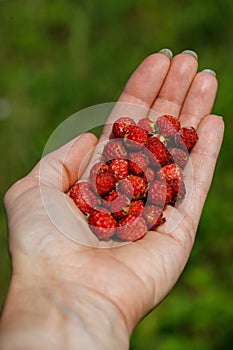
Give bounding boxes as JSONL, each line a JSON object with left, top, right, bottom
{"left": 69, "top": 115, "right": 198, "bottom": 242}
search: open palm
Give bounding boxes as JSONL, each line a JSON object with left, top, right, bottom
{"left": 4, "top": 51, "right": 224, "bottom": 335}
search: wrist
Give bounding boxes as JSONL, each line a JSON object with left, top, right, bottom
{"left": 0, "top": 272, "right": 129, "bottom": 350}
{"left": 0, "top": 274, "right": 62, "bottom": 349}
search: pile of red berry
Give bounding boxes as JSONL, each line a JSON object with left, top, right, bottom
{"left": 69, "top": 115, "right": 198, "bottom": 242}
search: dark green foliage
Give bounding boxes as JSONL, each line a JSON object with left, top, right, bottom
{"left": 0, "top": 0, "right": 232, "bottom": 348}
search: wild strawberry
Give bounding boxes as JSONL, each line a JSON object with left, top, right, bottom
{"left": 69, "top": 182, "right": 100, "bottom": 215}
{"left": 143, "top": 205, "right": 164, "bottom": 230}
{"left": 166, "top": 182, "right": 173, "bottom": 204}
{"left": 156, "top": 164, "right": 183, "bottom": 183}
{"left": 125, "top": 125, "right": 148, "bottom": 150}
{"left": 118, "top": 175, "right": 147, "bottom": 200}
{"left": 89, "top": 209, "right": 117, "bottom": 240}
{"left": 69, "top": 183, "right": 82, "bottom": 200}
{"left": 175, "top": 127, "right": 198, "bottom": 152}
{"left": 116, "top": 215, "right": 147, "bottom": 241}
{"left": 90, "top": 161, "right": 110, "bottom": 179}
{"left": 93, "top": 171, "right": 116, "bottom": 196}
{"left": 109, "top": 158, "right": 128, "bottom": 181}
{"left": 168, "top": 148, "right": 189, "bottom": 168}
{"left": 170, "top": 179, "right": 186, "bottom": 205}
{"left": 109, "top": 192, "right": 130, "bottom": 219}
{"left": 103, "top": 140, "right": 127, "bottom": 160}
{"left": 112, "top": 117, "right": 136, "bottom": 138}
{"left": 145, "top": 135, "right": 170, "bottom": 166}
{"left": 137, "top": 118, "right": 155, "bottom": 133}
{"left": 103, "top": 190, "right": 118, "bottom": 208}
{"left": 147, "top": 180, "right": 167, "bottom": 207}
{"left": 143, "top": 167, "right": 155, "bottom": 183}
{"left": 128, "top": 200, "right": 145, "bottom": 216}
{"left": 70, "top": 108, "right": 197, "bottom": 241}
{"left": 129, "top": 152, "right": 149, "bottom": 176}
{"left": 156, "top": 115, "right": 181, "bottom": 137}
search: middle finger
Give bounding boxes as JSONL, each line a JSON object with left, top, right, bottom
{"left": 149, "top": 51, "right": 198, "bottom": 119}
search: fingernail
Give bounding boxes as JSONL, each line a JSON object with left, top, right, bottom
{"left": 202, "top": 69, "right": 216, "bottom": 77}
{"left": 217, "top": 115, "right": 224, "bottom": 120}
{"left": 182, "top": 50, "right": 198, "bottom": 60}
{"left": 159, "top": 48, "right": 173, "bottom": 59}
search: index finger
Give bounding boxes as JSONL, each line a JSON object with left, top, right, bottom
{"left": 99, "top": 52, "right": 171, "bottom": 143}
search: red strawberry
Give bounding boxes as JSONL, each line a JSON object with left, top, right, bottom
{"left": 69, "top": 183, "right": 82, "bottom": 200}
{"left": 156, "top": 115, "right": 181, "bottom": 137}
{"left": 90, "top": 161, "right": 110, "bottom": 179}
{"left": 125, "top": 125, "right": 148, "bottom": 150}
{"left": 112, "top": 117, "right": 136, "bottom": 138}
{"left": 109, "top": 192, "right": 130, "bottom": 219}
{"left": 145, "top": 135, "right": 170, "bottom": 166}
{"left": 109, "top": 158, "right": 128, "bottom": 181}
{"left": 143, "top": 205, "right": 164, "bottom": 230}
{"left": 174, "top": 127, "right": 198, "bottom": 152}
{"left": 129, "top": 151, "right": 149, "bottom": 176}
{"left": 69, "top": 182, "right": 100, "bottom": 215}
{"left": 147, "top": 180, "right": 167, "bottom": 207}
{"left": 166, "top": 182, "right": 173, "bottom": 204}
{"left": 128, "top": 200, "right": 145, "bottom": 216}
{"left": 118, "top": 175, "right": 147, "bottom": 200}
{"left": 103, "top": 190, "right": 119, "bottom": 209}
{"left": 89, "top": 209, "right": 117, "bottom": 240}
{"left": 168, "top": 148, "right": 189, "bottom": 168}
{"left": 93, "top": 171, "right": 116, "bottom": 196}
{"left": 156, "top": 164, "right": 183, "bottom": 183}
{"left": 179, "top": 127, "right": 198, "bottom": 151}
{"left": 143, "top": 167, "right": 155, "bottom": 183}
{"left": 170, "top": 179, "right": 186, "bottom": 205}
{"left": 103, "top": 140, "right": 127, "bottom": 160}
{"left": 116, "top": 215, "right": 147, "bottom": 241}
{"left": 137, "top": 118, "right": 155, "bottom": 133}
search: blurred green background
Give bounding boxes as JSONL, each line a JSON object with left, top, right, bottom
{"left": 0, "top": 0, "right": 232, "bottom": 348}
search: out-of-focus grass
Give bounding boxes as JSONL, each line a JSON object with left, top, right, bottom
{"left": 0, "top": 0, "right": 232, "bottom": 348}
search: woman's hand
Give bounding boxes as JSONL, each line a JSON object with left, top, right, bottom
{"left": 0, "top": 50, "right": 224, "bottom": 350}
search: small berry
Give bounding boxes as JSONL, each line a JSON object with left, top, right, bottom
{"left": 168, "top": 148, "right": 189, "bottom": 168}
{"left": 103, "top": 140, "right": 127, "bottom": 160}
{"left": 128, "top": 200, "right": 145, "bottom": 216}
{"left": 116, "top": 215, "right": 147, "bottom": 241}
{"left": 118, "top": 175, "right": 147, "bottom": 200}
{"left": 109, "top": 192, "right": 130, "bottom": 219}
{"left": 90, "top": 161, "right": 110, "bottom": 179}
{"left": 137, "top": 118, "right": 155, "bottom": 133}
{"left": 93, "top": 171, "right": 116, "bottom": 196}
{"left": 129, "top": 152, "right": 149, "bottom": 176}
{"left": 89, "top": 209, "right": 117, "bottom": 240}
{"left": 109, "top": 158, "right": 129, "bottom": 181}
{"left": 175, "top": 127, "right": 198, "bottom": 152}
{"left": 112, "top": 117, "right": 136, "bottom": 138}
{"left": 69, "top": 182, "right": 100, "bottom": 215}
{"left": 143, "top": 205, "right": 164, "bottom": 230}
{"left": 143, "top": 167, "right": 155, "bottom": 183}
{"left": 103, "top": 190, "right": 118, "bottom": 208}
{"left": 156, "top": 115, "right": 181, "bottom": 137}
{"left": 125, "top": 126, "right": 148, "bottom": 150}
{"left": 145, "top": 135, "right": 170, "bottom": 166}
{"left": 166, "top": 182, "right": 173, "bottom": 204}
{"left": 156, "top": 164, "right": 183, "bottom": 183}
{"left": 170, "top": 179, "right": 186, "bottom": 205}
{"left": 147, "top": 180, "right": 167, "bottom": 207}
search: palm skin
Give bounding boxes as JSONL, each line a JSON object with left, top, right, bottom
{"left": 2, "top": 52, "right": 224, "bottom": 345}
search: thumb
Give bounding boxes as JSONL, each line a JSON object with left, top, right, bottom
{"left": 35, "top": 133, "right": 98, "bottom": 191}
